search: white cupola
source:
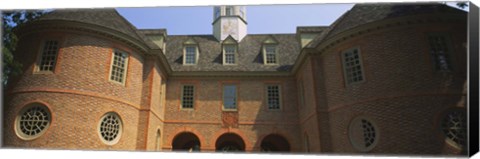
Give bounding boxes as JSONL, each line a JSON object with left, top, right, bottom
{"left": 212, "top": 6, "right": 247, "bottom": 42}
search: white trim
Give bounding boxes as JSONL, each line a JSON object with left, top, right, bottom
{"left": 341, "top": 47, "right": 365, "bottom": 86}
{"left": 222, "top": 44, "right": 238, "bottom": 65}
{"left": 97, "top": 112, "right": 123, "bottom": 145}
{"left": 263, "top": 44, "right": 279, "bottom": 65}
{"left": 265, "top": 84, "right": 282, "bottom": 110}
{"left": 183, "top": 45, "right": 199, "bottom": 65}
{"left": 108, "top": 50, "right": 129, "bottom": 86}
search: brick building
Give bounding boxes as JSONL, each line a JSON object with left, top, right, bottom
{"left": 3, "top": 3, "right": 468, "bottom": 155}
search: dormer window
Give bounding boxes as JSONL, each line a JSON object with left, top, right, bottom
{"left": 262, "top": 36, "right": 279, "bottom": 65}
{"left": 183, "top": 38, "right": 199, "bottom": 65}
{"left": 264, "top": 45, "right": 277, "bottom": 64}
{"left": 225, "top": 6, "right": 233, "bottom": 16}
{"left": 223, "top": 45, "right": 236, "bottom": 64}
{"left": 222, "top": 36, "right": 238, "bottom": 65}
{"left": 184, "top": 46, "right": 198, "bottom": 65}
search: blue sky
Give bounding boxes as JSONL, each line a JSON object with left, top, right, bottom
{"left": 116, "top": 2, "right": 466, "bottom": 35}
{"left": 116, "top": 4, "right": 355, "bottom": 35}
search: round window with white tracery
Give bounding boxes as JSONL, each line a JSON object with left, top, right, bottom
{"left": 349, "top": 116, "right": 378, "bottom": 152}
{"left": 98, "top": 112, "right": 122, "bottom": 145}
{"left": 15, "top": 103, "right": 52, "bottom": 140}
{"left": 441, "top": 109, "right": 466, "bottom": 149}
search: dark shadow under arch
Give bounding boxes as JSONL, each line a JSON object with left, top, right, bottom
{"left": 260, "top": 134, "right": 290, "bottom": 152}
{"left": 172, "top": 132, "right": 201, "bottom": 151}
{"left": 215, "top": 133, "right": 245, "bottom": 152}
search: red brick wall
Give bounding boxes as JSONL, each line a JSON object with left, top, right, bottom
{"left": 163, "top": 77, "right": 301, "bottom": 152}
{"left": 296, "top": 57, "right": 323, "bottom": 152}
{"left": 3, "top": 92, "right": 140, "bottom": 150}
{"left": 312, "top": 22, "right": 467, "bottom": 154}
{"left": 4, "top": 30, "right": 147, "bottom": 150}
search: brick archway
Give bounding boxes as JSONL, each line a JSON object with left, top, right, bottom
{"left": 210, "top": 128, "right": 252, "bottom": 151}
{"left": 254, "top": 129, "right": 295, "bottom": 152}
{"left": 164, "top": 127, "right": 206, "bottom": 150}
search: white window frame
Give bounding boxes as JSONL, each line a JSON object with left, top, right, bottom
{"left": 223, "top": 44, "right": 237, "bottom": 65}
{"left": 263, "top": 44, "right": 279, "bottom": 65}
{"left": 183, "top": 45, "right": 199, "bottom": 65}
{"left": 341, "top": 47, "right": 365, "bottom": 86}
{"left": 222, "top": 84, "right": 237, "bottom": 111}
{"left": 181, "top": 85, "right": 195, "bottom": 109}
{"left": 36, "top": 39, "right": 60, "bottom": 73}
{"left": 265, "top": 84, "right": 282, "bottom": 110}
{"left": 109, "top": 50, "right": 129, "bottom": 85}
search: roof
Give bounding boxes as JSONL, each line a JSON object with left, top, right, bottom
{"left": 38, "top": 9, "right": 144, "bottom": 43}
{"left": 164, "top": 34, "right": 301, "bottom": 72}
{"left": 306, "top": 3, "right": 467, "bottom": 48}
{"left": 297, "top": 26, "right": 328, "bottom": 33}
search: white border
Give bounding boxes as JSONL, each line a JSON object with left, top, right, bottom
{"left": 1, "top": 0, "right": 477, "bottom": 159}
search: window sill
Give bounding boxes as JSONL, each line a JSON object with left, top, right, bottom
{"left": 222, "top": 109, "right": 238, "bottom": 112}
{"left": 33, "top": 71, "right": 55, "bottom": 75}
{"left": 180, "top": 107, "right": 195, "bottom": 111}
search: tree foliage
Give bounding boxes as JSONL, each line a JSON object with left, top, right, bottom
{"left": 2, "top": 10, "right": 44, "bottom": 88}
{"left": 456, "top": 2, "right": 468, "bottom": 9}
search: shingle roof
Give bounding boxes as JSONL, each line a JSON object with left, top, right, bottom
{"left": 306, "top": 3, "right": 466, "bottom": 48}
{"left": 164, "top": 34, "right": 301, "bottom": 72}
{"left": 38, "top": 9, "right": 144, "bottom": 43}
{"left": 297, "top": 26, "right": 328, "bottom": 33}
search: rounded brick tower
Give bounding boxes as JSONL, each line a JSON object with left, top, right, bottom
{"left": 3, "top": 9, "right": 165, "bottom": 150}
{"left": 297, "top": 4, "right": 467, "bottom": 155}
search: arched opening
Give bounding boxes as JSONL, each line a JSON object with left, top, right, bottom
{"left": 172, "top": 132, "right": 201, "bottom": 152}
{"left": 260, "top": 134, "right": 290, "bottom": 152}
{"left": 304, "top": 133, "right": 310, "bottom": 152}
{"left": 215, "top": 133, "right": 245, "bottom": 152}
{"left": 155, "top": 129, "right": 161, "bottom": 151}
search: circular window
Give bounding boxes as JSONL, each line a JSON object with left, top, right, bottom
{"left": 15, "top": 103, "right": 52, "bottom": 140}
{"left": 98, "top": 112, "right": 123, "bottom": 145}
{"left": 349, "top": 116, "right": 378, "bottom": 152}
{"left": 441, "top": 109, "right": 466, "bottom": 149}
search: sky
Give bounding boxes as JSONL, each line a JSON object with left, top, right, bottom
{"left": 116, "top": 4, "right": 355, "bottom": 35}
{"left": 116, "top": 2, "right": 467, "bottom": 35}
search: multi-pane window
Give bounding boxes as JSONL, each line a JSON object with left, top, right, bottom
{"left": 225, "top": 7, "right": 233, "bottom": 16}
{"left": 182, "top": 85, "right": 194, "bottom": 109}
{"left": 224, "top": 45, "right": 236, "bottom": 64}
{"left": 110, "top": 51, "right": 129, "bottom": 84}
{"left": 266, "top": 85, "right": 281, "bottom": 110}
{"left": 265, "top": 45, "right": 277, "bottom": 64}
{"left": 223, "top": 85, "right": 237, "bottom": 110}
{"left": 342, "top": 48, "right": 364, "bottom": 85}
{"left": 428, "top": 34, "right": 452, "bottom": 71}
{"left": 38, "top": 40, "right": 59, "bottom": 72}
{"left": 184, "top": 46, "right": 197, "bottom": 65}
{"left": 349, "top": 117, "right": 378, "bottom": 152}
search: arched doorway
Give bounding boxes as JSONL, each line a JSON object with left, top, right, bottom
{"left": 260, "top": 134, "right": 290, "bottom": 152}
{"left": 172, "top": 132, "right": 201, "bottom": 152}
{"left": 215, "top": 133, "right": 245, "bottom": 152}
{"left": 155, "top": 129, "right": 161, "bottom": 151}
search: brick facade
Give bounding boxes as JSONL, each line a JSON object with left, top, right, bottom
{"left": 2, "top": 4, "right": 468, "bottom": 155}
